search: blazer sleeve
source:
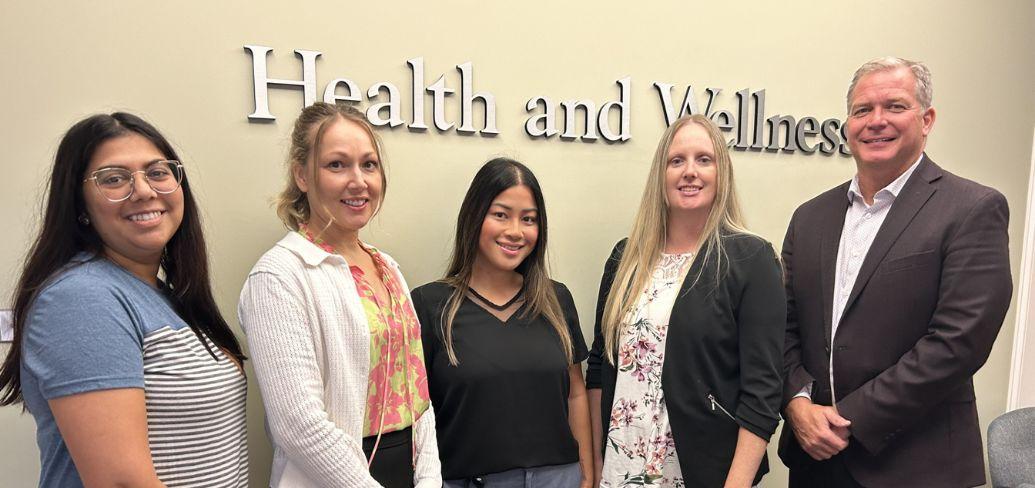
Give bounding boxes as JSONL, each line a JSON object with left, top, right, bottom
{"left": 836, "top": 190, "right": 1013, "bottom": 455}
{"left": 781, "top": 208, "right": 816, "bottom": 405}
{"left": 733, "top": 240, "right": 787, "bottom": 441}
{"left": 238, "top": 271, "right": 382, "bottom": 488}
{"left": 585, "top": 239, "right": 626, "bottom": 390}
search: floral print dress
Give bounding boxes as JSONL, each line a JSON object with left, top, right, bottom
{"left": 601, "top": 252, "right": 693, "bottom": 487}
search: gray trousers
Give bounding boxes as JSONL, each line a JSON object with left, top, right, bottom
{"left": 443, "top": 462, "right": 582, "bottom": 488}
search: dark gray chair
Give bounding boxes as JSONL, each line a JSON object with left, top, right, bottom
{"left": 988, "top": 407, "right": 1035, "bottom": 488}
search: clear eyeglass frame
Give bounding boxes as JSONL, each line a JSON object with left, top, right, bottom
{"left": 82, "top": 160, "right": 185, "bottom": 203}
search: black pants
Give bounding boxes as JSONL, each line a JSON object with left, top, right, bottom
{"left": 362, "top": 427, "right": 414, "bottom": 488}
{"left": 788, "top": 454, "right": 865, "bottom": 488}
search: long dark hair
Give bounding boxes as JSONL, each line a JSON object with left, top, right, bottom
{"left": 439, "top": 157, "right": 573, "bottom": 365}
{"left": 0, "top": 113, "right": 246, "bottom": 405}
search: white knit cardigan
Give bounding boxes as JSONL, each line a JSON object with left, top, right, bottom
{"left": 238, "top": 232, "right": 441, "bottom": 488}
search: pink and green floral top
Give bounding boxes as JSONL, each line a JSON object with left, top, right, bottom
{"left": 298, "top": 225, "right": 431, "bottom": 438}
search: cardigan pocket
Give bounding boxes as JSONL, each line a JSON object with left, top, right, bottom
{"left": 707, "top": 393, "right": 736, "bottom": 422}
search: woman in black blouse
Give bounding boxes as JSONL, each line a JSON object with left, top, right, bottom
{"left": 412, "top": 158, "right": 592, "bottom": 487}
{"left": 586, "top": 115, "right": 785, "bottom": 488}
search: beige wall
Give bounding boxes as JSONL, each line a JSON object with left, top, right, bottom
{"left": 2, "top": 1, "right": 1033, "bottom": 486}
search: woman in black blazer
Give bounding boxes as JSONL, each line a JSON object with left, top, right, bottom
{"left": 586, "top": 115, "right": 785, "bottom": 488}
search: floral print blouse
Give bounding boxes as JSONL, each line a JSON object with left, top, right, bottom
{"left": 601, "top": 252, "right": 694, "bottom": 487}
{"left": 297, "top": 225, "right": 431, "bottom": 438}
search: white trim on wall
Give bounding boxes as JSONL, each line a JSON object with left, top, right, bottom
{"left": 0, "top": 310, "right": 12, "bottom": 342}
{"left": 1007, "top": 127, "right": 1035, "bottom": 410}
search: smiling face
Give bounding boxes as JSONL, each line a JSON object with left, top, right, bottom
{"left": 294, "top": 116, "right": 383, "bottom": 247}
{"left": 665, "top": 122, "right": 718, "bottom": 220}
{"left": 82, "top": 133, "right": 184, "bottom": 269}
{"left": 845, "top": 66, "right": 935, "bottom": 174}
{"left": 475, "top": 184, "right": 540, "bottom": 274}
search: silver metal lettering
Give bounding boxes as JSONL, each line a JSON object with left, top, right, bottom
{"left": 524, "top": 97, "right": 557, "bottom": 138}
{"left": 323, "top": 78, "right": 361, "bottom": 104}
{"left": 839, "top": 122, "right": 852, "bottom": 156}
{"left": 366, "top": 82, "right": 403, "bottom": 127}
{"left": 819, "top": 118, "right": 841, "bottom": 155}
{"left": 407, "top": 57, "right": 428, "bottom": 131}
{"left": 766, "top": 114, "right": 797, "bottom": 152}
{"left": 597, "top": 77, "right": 631, "bottom": 142}
{"left": 426, "top": 75, "right": 455, "bottom": 131}
{"left": 560, "top": 100, "right": 598, "bottom": 141}
{"left": 653, "top": 82, "right": 700, "bottom": 126}
{"left": 711, "top": 110, "right": 737, "bottom": 145}
{"left": 751, "top": 90, "right": 766, "bottom": 150}
{"left": 243, "top": 45, "right": 320, "bottom": 121}
{"left": 704, "top": 88, "right": 721, "bottom": 117}
{"left": 734, "top": 89, "right": 751, "bottom": 149}
{"left": 456, "top": 62, "right": 498, "bottom": 135}
{"left": 795, "top": 116, "right": 820, "bottom": 154}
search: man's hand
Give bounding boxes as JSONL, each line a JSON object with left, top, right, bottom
{"left": 786, "top": 397, "right": 851, "bottom": 460}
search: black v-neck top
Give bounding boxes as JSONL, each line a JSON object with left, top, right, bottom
{"left": 411, "top": 280, "right": 589, "bottom": 479}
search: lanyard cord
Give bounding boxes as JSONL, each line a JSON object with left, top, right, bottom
{"left": 365, "top": 305, "right": 391, "bottom": 468}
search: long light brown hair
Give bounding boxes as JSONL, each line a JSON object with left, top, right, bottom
{"left": 439, "top": 158, "right": 573, "bottom": 366}
{"left": 601, "top": 115, "right": 749, "bottom": 363}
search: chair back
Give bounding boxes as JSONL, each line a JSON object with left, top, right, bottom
{"left": 989, "top": 407, "right": 1035, "bottom": 488}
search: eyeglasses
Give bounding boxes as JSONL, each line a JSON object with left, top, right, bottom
{"left": 83, "top": 160, "right": 184, "bottom": 202}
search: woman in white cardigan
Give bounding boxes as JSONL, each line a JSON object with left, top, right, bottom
{"left": 239, "top": 102, "right": 440, "bottom": 488}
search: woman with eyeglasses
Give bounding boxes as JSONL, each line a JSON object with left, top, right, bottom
{"left": 0, "top": 113, "right": 249, "bottom": 487}
{"left": 586, "top": 115, "right": 785, "bottom": 488}
{"left": 411, "top": 158, "right": 593, "bottom": 488}
{"left": 238, "top": 102, "right": 440, "bottom": 488}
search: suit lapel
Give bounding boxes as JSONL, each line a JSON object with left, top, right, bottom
{"left": 840, "top": 157, "right": 940, "bottom": 323}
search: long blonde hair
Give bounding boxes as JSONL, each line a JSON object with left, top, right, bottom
{"left": 601, "top": 115, "right": 749, "bottom": 363}
{"left": 439, "top": 158, "right": 573, "bottom": 366}
{"left": 274, "top": 102, "right": 387, "bottom": 231}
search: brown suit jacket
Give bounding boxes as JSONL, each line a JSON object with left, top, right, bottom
{"left": 778, "top": 155, "right": 1012, "bottom": 487}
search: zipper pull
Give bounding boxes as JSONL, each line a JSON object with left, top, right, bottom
{"left": 707, "top": 393, "right": 736, "bottom": 420}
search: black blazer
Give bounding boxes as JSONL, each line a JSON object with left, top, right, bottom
{"left": 586, "top": 233, "right": 786, "bottom": 488}
{"left": 778, "top": 156, "right": 1013, "bottom": 487}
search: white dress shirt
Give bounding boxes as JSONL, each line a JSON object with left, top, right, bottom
{"left": 798, "top": 155, "right": 923, "bottom": 403}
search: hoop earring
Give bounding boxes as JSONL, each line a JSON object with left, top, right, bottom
{"left": 77, "top": 213, "right": 91, "bottom": 226}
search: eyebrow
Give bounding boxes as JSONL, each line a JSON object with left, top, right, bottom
{"left": 852, "top": 96, "right": 910, "bottom": 108}
{"left": 490, "top": 202, "right": 538, "bottom": 212}
{"left": 95, "top": 159, "right": 166, "bottom": 170}
{"left": 324, "top": 150, "right": 379, "bottom": 160}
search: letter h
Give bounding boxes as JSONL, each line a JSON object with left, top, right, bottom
{"left": 244, "top": 45, "right": 321, "bottom": 121}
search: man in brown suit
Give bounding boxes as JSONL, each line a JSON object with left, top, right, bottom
{"left": 779, "top": 57, "right": 1013, "bottom": 487}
